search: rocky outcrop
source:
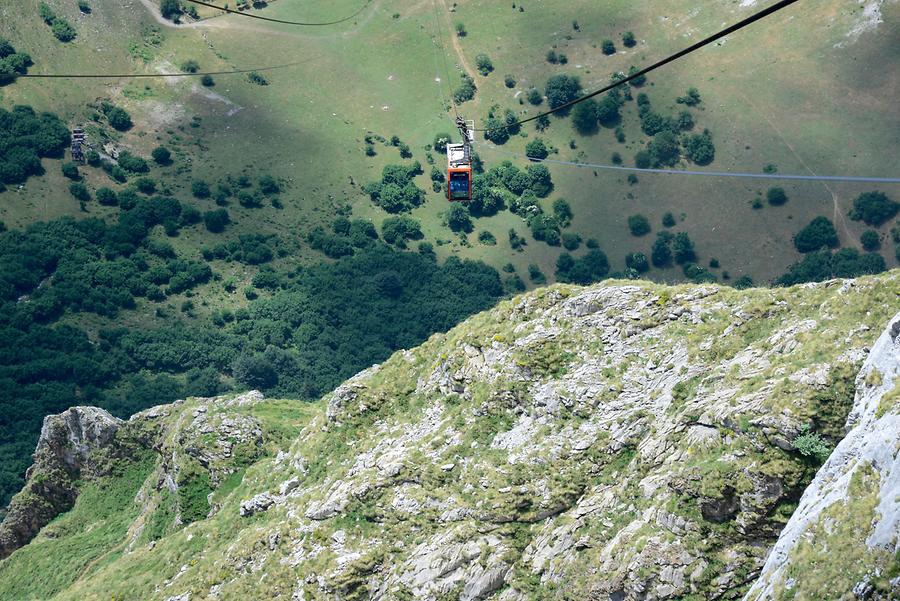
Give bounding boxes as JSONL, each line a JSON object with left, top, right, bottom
{"left": 0, "top": 407, "right": 122, "bottom": 559}
{"left": 1, "top": 274, "right": 900, "bottom": 601}
{"left": 746, "top": 311, "right": 900, "bottom": 600}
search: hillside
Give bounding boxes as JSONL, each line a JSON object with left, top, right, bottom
{"left": 0, "top": 272, "right": 898, "bottom": 599}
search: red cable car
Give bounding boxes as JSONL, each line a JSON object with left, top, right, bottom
{"left": 447, "top": 117, "right": 475, "bottom": 202}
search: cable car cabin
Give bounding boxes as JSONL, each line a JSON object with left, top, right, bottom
{"left": 446, "top": 142, "right": 472, "bottom": 202}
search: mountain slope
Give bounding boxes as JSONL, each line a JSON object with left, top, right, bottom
{"left": 0, "top": 271, "right": 898, "bottom": 600}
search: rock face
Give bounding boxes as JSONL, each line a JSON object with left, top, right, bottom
{"left": 746, "top": 311, "right": 900, "bottom": 600}
{"left": 1, "top": 274, "right": 899, "bottom": 601}
{"left": 0, "top": 407, "right": 122, "bottom": 559}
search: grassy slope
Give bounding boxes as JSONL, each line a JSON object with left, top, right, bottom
{"left": 0, "top": 0, "right": 898, "bottom": 288}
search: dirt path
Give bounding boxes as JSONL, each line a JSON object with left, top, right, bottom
{"left": 739, "top": 92, "right": 856, "bottom": 246}
{"left": 435, "top": 0, "right": 476, "bottom": 79}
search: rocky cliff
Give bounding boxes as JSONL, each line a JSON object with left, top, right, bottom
{"left": 0, "top": 274, "right": 898, "bottom": 600}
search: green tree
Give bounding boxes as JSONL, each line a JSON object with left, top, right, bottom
{"left": 504, "top": 75, "right": 516, "bottom": 88}
{"left": 475, "top": 54, "right": 494, "bottom": 76}
{"left": 526, "top": 88, "right": 543, "bottom": 106}
{"left": 552, "top": 198, "right": 573, "bottom": 226}
{"left": 180, "top": 59, "right": 199, "bottom": 73}
{"left": 860, "top": 230, "right": 880, "bottom": 251}
{"left": 192, "top": 180, "right": 211, "bottom": 198}
{"left": 767, "top": 187, "right": 789, "bottom": 206}
{"left": 433, "top": 133, "right": 452, "bottom": 153}
{"left": 61, "top": 162, "right": 80, "bottom": 180}
{"left": 626, "top": 252, "right": 649, "bottom": 273}
{"left": 794, "top": 216, "right": 839, "bottom": 253}
{"left": 160, "top": 0, "right": 182, "bottom": 19}
{"left": 622, "top": 31, "right": 637, "bottom": 47}
{"left": 446, "top": 203, "right": 472, "bottom": 232}
{"left": 628, "top": 214, "right": 651, "bottom": 236}
{"left": 662, "top": 212, "right": 676, "bottom": 228}
{"left": 545, "top": 74, "right": 581, "bottom": 110}
{"left": 525, "top": 138, "right": 549, "bottom": 160}
{"left": 652, "top": 232, "right": 673, "bottom": 267}
{"left": 849, "top": 191, "right": 898, "bottom": 226}
{"left": 105, "top": 106, "right": 132, "bottom": 131}
{"left": 151, "top": 146, "right": 172, "bottom": 165}
{"left": 672, "top": 232, "right": 696, "bottom": 264}
{"left": 381, "top": 216, "right": 423, "bottom": 247}
{"left": 201, "top": 74, "right": 215, "bottom": 87}
{"left": 602, "top": 40, "right": 616, "bottom": 55}
{"left": 648, "top": 131, "right": 680, "bottom": 167}
{"left": 69, "top": 182, "right": 90, "bottom": 201}
{"left": 571, "top": 99, "right": 599, "bottom": 135}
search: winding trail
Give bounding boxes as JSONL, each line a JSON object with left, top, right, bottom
{"left": 435, "top": 0, "right": 476, "bottom": 79}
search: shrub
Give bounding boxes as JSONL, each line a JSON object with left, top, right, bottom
{"left": 528, "top": 264, "right": 546, "bottom": 284}
{"left": 95, "top": 187, "right": 118, "bottom": 206}
{"left": 134, "top": 177, "right": 156, "bottom": 194}
{"left": 445, "top": 203, "right": 472, "bottom": 232}
{"left": 794, "top": 217, "right": 839, "bottom": 253}
{"left": 455, "top": 22, "right": 467, "bottom": 36}
{"left": 622, "top": 31, "right": 636, "bottom": 47}
{"left": 634, "top": 151, "right": 652, "bottom": 169}
{"left": 160, "top": 0, "right": 182, "bottom": 20}
{"left": 151, "top": 146, "right": 172, "bottom": 165}
{"left": 652, "top": 232, "right": 673, "bottom": 267}
{"left": 545, "top": 74, "right": 581, "bottom": 110}
{"left": 662, "top": 212, "right": 676, "bottom": 228}
{"left": 526, "top": 88, "right": 543, "bottom": 106}
{"left": 676, "top": 87, "right": 701, "bottom": 106}
{"left": 201, "top": 74, "right": 215, "bottom": 87}
{"left": 39, "top": 3, "right": 77, "bottom": 42}
{"left": 258, "top": 175, "right": 280, "bottom": 194}
{"left": 433, "top": 133, "right": 452, "bottom": 153}
{"left": 381, "top": 216, "right": 423, "bottom": 247}
{"left": 849, "top": 191, "right": 898, "bottom": 226}
{"left": 504, "top": 75, "right": 516, "bottom": 88}
{"left": 475, "top": 54, "right": 494, "bottom": 76}
{"left": 525, "top": 138, "right": 549, "bottom": 160}
{"left": 673, "top": 232, "right": 696, "bottom": 264}
{"left": 571, "top": 99, "right": 599, "bottom": 135}
{"left": 767, "top": 187, "right": 788, "bottom": 206}
{"left": 552, "top": 198, "right": 573, "bottom": 226}
{"left": 247, "top": 71, "right": 269, "bottom": 86}
{"left": 78, "top": 1, "right": 91, "bottom": 13}
{"left": 180, "top": 59, "right": 199, "bottom": 73}
{"left": 117, "top": 151, "right": 148, "bottom": 173}
{"left": 556, "top": 249, "right": 610, "bottom": 284}
{"left": 601, "top": 40, "right": 616, "bottom": 55}
{"left": 61, "top": 162, "right": 80, "bottom": 180}
{"left": 682, "top": 130, "right": 715, "bottom": 165}
{"left": 453, "top": 74, "right": 477, "bottom": 104}
{"left": 105, "top": 106, "right": 132, "bottom": 131}
{"left": 478, "top": 230, "right": 497, "bottom": 245}
{"left": 648, "top": 131, "right": 680, "bottom": 167}
{"left": 69, "top": 182, "right": 90, "bottom": 201}
{"left": 562, "top": 232, "right": 581, "bottom": 251}
{"left": 627, "top": 214, "right": 651, "bottom": 236}
{"left": 792, "top": 427, "right": 832, "bottom": 464}
{"left": 192, "top": 180, "right": 211, "bottom": 199}
{"left": 626, "top": 252, "right": 649, "bottom": 273}
{"left": 860, "top": 230, "right": 880, "bottom": 251}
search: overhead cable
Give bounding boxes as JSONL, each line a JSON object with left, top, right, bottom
{"left": 475, "top": 0, "right": 801, "bottom": 132}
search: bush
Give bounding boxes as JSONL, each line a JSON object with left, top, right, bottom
{"left": 792, "top": 427, "right": 832, "bottom": 464}
{"left": 40, "top": 3, "right": 77, "bottom": 42}
{"left": 777, "top": 248, "right": 886, "bottom": 285}
{"left": 504, "top": 75, "right": 516, "bottom": 88}
{"left": 634, "top": 151, "right": 652, "bottom": 169}
{"left": 445, "top": 203, "right": 472, "bottom": 232}
{"left": 602, "top": 40, "right": 616, "bottom": 55}
{"left": 180, "top": 59, "right": 199, "bottom": 73}
{"left": 626, "top": 252, "right": 649, "bottom": 273}
{"left": 849, "top": 191, "right": 898, "bottom": 226}
{"left": 152, "top": 146, "right": 172, "bottom": 165}
{"left": 455, "top": 22, "right": 467, "bottom": 36}
{"left": 571, "top": 99, "right": 599, "bottom": 135}
{"left": 247, "top": 71, "right": 268, "bottom": 86}
{"left": 648, "top": 131, "right": 680, "bottom": 167}
{"left": 552, "top": 198, "right": 573, "bottom": 226}
{"left": 479, "top": 230, "right": 497, "bottom": 245}
{"left": 201, "top": 74, "right": 215, "bottom": 87}
{"left": 160, "top": 0, "right": 182, "bottom": 19}
{"left": 96, "top": 187, "right": 118, "bottom": 206}
{"left": 105, "top": 106, "right": 132, "bottom": 131}
{"left": 545, "top": 74, "right": 581, "bottom": 110}
{"left": 525, "top": 138, "right": 549, "bottom": 160}
{"left": 258, "top": 175, "right": 280, "bottom": 195}
{"left": 475, "top": 54, "right": 494, "bottom": 76}
{"left": 69, "top": 182, "right": 90, "bottom": 201}
{"left": 673, "top": 232, "right": 696, "bottom": 264}
{"left": 556, "top": 249, "right": 610, "bottom": 284}
{"left": 767, "top": 187, "right": 788, "bottom": 206}
{"left": 381, "top": 216, "right": 423, "bottom": 248}
{"left": 117, "top": 151, "right": 148, "bottom": 173}
{"left": 61, "top": 162, "right": 80, "bottom": 180}
{"left": 860, "top": 230, "right": 880, "bottom": 251}
{"left": 0, "top": 106, "right": 69, "bottom": 185}
{"left": 203, "top": 208, "right": 230, "bottom": 233}
{"left": 433, "top": 133, "right": 452, "bottom": 153}
{"left": 662, "top": 212, "right": 676, "bottom": 228}
{"left": 794, "top": 216, "right": 839, "bottom": 253}
{"left": 622, "top": 31, "right": 636, "bottom": 47}
{"left": 453, "top": 74, "right": 477, "bottom": 104}
{"left": 528, "top": 264, "right": 546, "bottom": 284}
{"left": 682, "top": 130, "right": 715, "bottom": 165}
{"left": 526, "top": 88, "right": 543, "bottom": 106}
{"left": 562, "top": 232, "right": 581, "bottom": 251}
{"left": 627, "top": 214, "right": 651, "bottom": 236}
{"left": 134, "top": 177, "right": 156, "bottom": 194}
{"left": 676, "top": 87, "right": 702, "bottom": 106}
{"left": 652, "top": 232, "right": 673, "bottom": 267}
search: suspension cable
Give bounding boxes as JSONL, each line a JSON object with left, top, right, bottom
{"left": 180, "top": 0, "right": 372, "bottom": 26}
{"left": 430, "top": 0, "right": 460, "bottom": 119}
{"left": 475, "top": 0, "right": 801, "bottom": 132}
{"left": 483, "top": 144, "right": 900, "bottom": 184}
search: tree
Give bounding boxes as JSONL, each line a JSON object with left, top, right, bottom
{"left": 626, "top": 252, "right": 649, "bottom": 273}
{"left": 595, "top": 95, "right": 621, "bottom": 126}
{"left": 152, "top": 146, "right": 172, "bottom": 165}
{"left": 794, "top": 217, "right": 838, "bottom": 253}
{"left": 525, "top": 138, "right": 549, "bottom": 160}
{"left": 455, "top": 22, "right": 467, "bottom": 36}
{"left": 381, "top": 216, "right": 423, "bottom": 247}
{"left": 526, "top": 88, "right": 543, "bottom": 106}
{"left": 602, "top": 40, "right": 616, "bottom": 55}
{"left": 622, "top": 31, "right": 637, "bottom": 47}
{"left": 627, "top": 66, "right": 646, "bottom": 87}
{"left": 433, "top": 133, "right": 452, "bottom": 153}
{"left": 628, "top": 214, "right": 651, "bottom": 237}
{"left": 652, "top": 232, "right": 673, "bottom": 267}
{"left": 475, "top": 54, "right": 494, "bottom": 76}
{"left": 634, "top": 151, "right": 652, "bottom": 169}
{"left": 180, "top": 59, "right": 199, "bottom": 73}
{"left": 662, "top": 212, "right": 676, "bottom": 228}
{"left": 69, "top": 182, "right": 90, "bottom": 201}
{"left": 201, "top": 74, "right": 215, "bottom": 87}
{"left": 232, "top": 354, "right": 277, "bottom": 389}
{"left": 571, "top": 99, "right": 599, "bottom": 135}
{"left": 446, "top": 203, "right": 472, "bottom": 232}
{"left": 504, "top": 75, "right": 516, "bottom": 88}
{"left": 682, "top": 130, "right": 715, "bottom": 165}
{"left": 61, "top": 162, "right": 80, "bottom": 180}
{"left": 648, "top": 131, "right": 680, "bottom": 167}
{"left": 258, "top": 175, "right": 280, "bottom": 194}
{"left": 247, "top": 72, "right": 268, "bottom": 86}
{"left": 677, "top": 87, "right": 701, "bottom": 106}
{"left": 482, "top": 116, "right": 509, "bottom": 145}
{"left": 860, "top": 230, "right": 880, "bottom": 251}
{"left": 192, "top": 180, "right": 211, "bottom": 198}
{"left": 545, "top": 74, "right": 581, "bottom": 110}
{"left": 849, "top": 191, "right": 899, "bottom": 226}
{"left": 453, "top": 74, "right": 476, "bottom": 103}
{"left": 105, "top": 106, "right": 132, "bottom": 131}
{"left": 673, "top": 232, "right": 696, "bottom": 264}
{"left": 767, "top": 187, "right": 789, "bottom": 206}
{"left": 96, "top": 187, "right": 118, "bottom": 206}
{"left": 526, "top": 164, "right": 553, "bottom": 197}
{"left": 562, "top": 232, "right": 581, "bottom": 250}
{"left": 552, "top": 198, "right": 573, "bottom": 226}
{"left": 160, "top": 0, "right": 182, "bottom": 19}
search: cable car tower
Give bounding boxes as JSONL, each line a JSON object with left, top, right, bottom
{"left": 447, "top": 116, "right": 475, "bottom": 202}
